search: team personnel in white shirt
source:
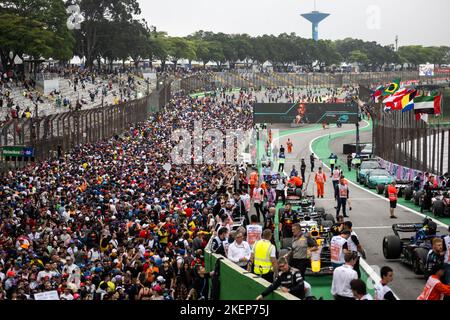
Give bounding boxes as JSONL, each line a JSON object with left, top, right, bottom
{"left": 374, "top": 266, "right": 397, "bottom": 300}
{"left": 330, "top": 229, "right": 351, "bottom": 269}
{"left": 227, "top": 232, "right": 252, "bottom": 269}
{"left": 343, "top": 221, "right": 365, "bottom": 278}
{"left": 331, "top": 251, "right": 359, "bottom": 300}
{"left": 246, "top": 215, "right": 263, "bottom": 247}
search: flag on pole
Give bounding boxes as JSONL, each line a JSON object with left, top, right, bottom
{"left": 382, "top": 78, "right": 401, "bottom": 97}
{"left": 383, "top": 88, "right": 409, "bottom": 110}
{"left": 371, "top": 85, "right": 385, "bottom": 103}
{"left": 415, "top": 113, "right": 429, "bottom": 123}
{"left": 413, "top": 94, "right": 442, "bottom": 115}
{"left": 401, "top": 90, "right": 417, "bottom": 112}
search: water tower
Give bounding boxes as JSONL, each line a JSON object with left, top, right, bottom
{"left": 301, "top": 1, "right": 330, "bottom": 41}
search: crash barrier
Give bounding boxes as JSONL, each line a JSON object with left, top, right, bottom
{"left": 376, "top": 157, "right": 446, "bottom": 185}
{"left": 204, "top": 241, "right": 297, "bottom": 300}
{"left": 177, "top": 71, "right": 450, "bottom": 93}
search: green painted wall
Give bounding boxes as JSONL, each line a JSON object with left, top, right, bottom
{"left": 205, "top": 250, "right": 291, "bottom": 300}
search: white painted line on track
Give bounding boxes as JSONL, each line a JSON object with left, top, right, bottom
{"left": 308, "top": 121, "right": 449, "bottom": 229}
{"left": 304, "top": 120, "right": 401, "bottom": 299}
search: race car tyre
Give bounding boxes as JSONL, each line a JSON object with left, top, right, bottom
{"left": 321, "top": 221, "right": 333, "bottom": 228}
{"left": 377, "top": 184, "right": 385, "bottom": 195}
{"left": 384, "top": 186, "right": 389, "bottom": 198}
{"left": 404, "top": 187, "right": 413, "bottom": 201}
{"left": 281, "top": 238, "right": 293, "bottom": 250}
{"left": 413, "top": 248, "right": 428, "bottom": 275}
{"left": 295, "top": 188, "right": 302, "bottom": 197}
{"left": 414, "top": 191, "right": 424, "bottom": 206}
{"left": 316, "top": 207, "right": 325, "bottom": 215}
{"left": 432, "top": 200, "right": 445, "bottom": 217}
{"left": 383, "top": 235, "right": 402, "bottom": 259}
{"left": 324, "top": 214, "right": 335, "bottom": 223}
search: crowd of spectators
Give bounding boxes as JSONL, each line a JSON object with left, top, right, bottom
{"left": 0, "top": 88, "right": 253, "bottom": 300}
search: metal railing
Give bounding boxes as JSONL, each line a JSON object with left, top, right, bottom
{"left": 1, "top": 97, "right": 150, "bottom": 161}
{"left": 0, "top": 76, "right": 173, "bottom": 170}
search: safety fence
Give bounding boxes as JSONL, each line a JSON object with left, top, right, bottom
{"left": 371, "top": 91, "right": 450, "bottom": 175}
{"left": 0, "top": 76, "right": 173, "bottom": 171}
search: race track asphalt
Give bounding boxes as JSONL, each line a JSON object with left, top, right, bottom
{"left": 269, "top": 122, "right": 448, "bottom": 300}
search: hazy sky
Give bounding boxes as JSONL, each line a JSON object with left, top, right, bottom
{"left": 138, "top": 0, "right": 450, "bottom": 47}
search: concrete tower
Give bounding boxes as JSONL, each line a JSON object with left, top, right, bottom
{"left": 301, "top": 1, "right": 329, "bottom": 41}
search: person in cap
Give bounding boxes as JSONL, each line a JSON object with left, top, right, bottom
{"left": 256, "top": 256, "right": 305, "bottom": 300}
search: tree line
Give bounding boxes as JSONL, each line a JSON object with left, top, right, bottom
{"left": 1, "top": 0, "right": 449, "bottom": 73}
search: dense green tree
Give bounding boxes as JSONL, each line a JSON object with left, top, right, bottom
{"left": 0, "top": 0, "right": 74, "bottom": 71}
{"left": 75, "top": 0, "right": 141, "bottom": 69}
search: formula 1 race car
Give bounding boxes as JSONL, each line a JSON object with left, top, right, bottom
{"left": 382, "top": 219, "right": 439, "bottom": 276}
{"left": 279, "top": 196, "right": 335, "bottom": 276}
{"left": 383, "top": 180, "right": 414, "bottom": 199}
{"left": 285, "top": 194, "right": 314, "bottom": 207}
{"left": 280, "top": 215, "right": 334, "bottom": 276}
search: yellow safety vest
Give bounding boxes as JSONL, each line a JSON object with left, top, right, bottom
{"left": 253, "top": 240, "right": 274, "bottom": 275}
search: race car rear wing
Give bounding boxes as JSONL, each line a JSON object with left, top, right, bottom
{"left": 392, "top": 223, "right": 424, "bottom": 236}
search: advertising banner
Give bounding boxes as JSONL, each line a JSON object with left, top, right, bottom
{"left": 253, "top": 102, "right": 358, "bottom": 124}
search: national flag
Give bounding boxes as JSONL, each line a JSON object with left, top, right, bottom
{"left": 415, "top": 113, "right": 429, "bottom": 123}
{"left": 382, "top": 78, "right": 401, "bottom": 96}
{"left": 383, "top": 88, "right": 409, "bottom": 110}
{"left": 402, "top": 99, "right": 414, "bottom": 113}
{"left": 413, "top": 95, "right": 442, "bottom": 115}
{"left": 401, "top": 90, "right": 417, "bottom": 112}
{"left": 371, "top": 85, "right": 385, "bottom": 103}
{"left": 434, "top": 94, "right": 442, "bottom": 115}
